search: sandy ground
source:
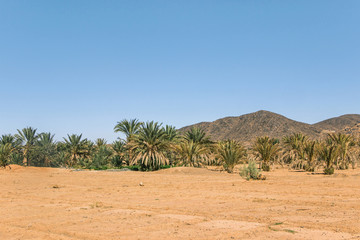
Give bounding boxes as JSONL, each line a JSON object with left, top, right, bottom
{"left": 0, "top": 165, "right": 360, "bottom": 240}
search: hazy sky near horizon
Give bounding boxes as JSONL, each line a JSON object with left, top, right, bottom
{"left": 1, "top": 0, "right": 359, "bottom": 141}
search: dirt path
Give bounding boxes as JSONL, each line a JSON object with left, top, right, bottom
{"left": 0, "top": 166, "right": 359, "bottom": 239}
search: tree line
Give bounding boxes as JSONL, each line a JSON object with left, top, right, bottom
{"left": 0, "top": 119, "right": 359, "bottom": 175}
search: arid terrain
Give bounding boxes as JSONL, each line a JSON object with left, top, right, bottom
{"left": 1, "top": 165, "right": 360, "bottom": 240}
{"left": 179, "top": 110, "right": 360, "bottom": 142}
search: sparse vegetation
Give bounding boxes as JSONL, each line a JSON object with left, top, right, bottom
{"left": 252, "top": 136, "right": 280, "bottom": 171}
{"left": 174, "top": 127, "right": 212, "bottom": 167}
{"left": 328, "top": 133, "right": 355, "bottom": 170}
{"left": 174, "top": 139, "right": 210, "bottom": 167}
{"left": 319, "top": 140, "right": 339, "bottom": 175}
{"left": 217, "top": 140, "right": 246, "bottom": 173}
{"left": 240, "top": 160, "right": 260, "bottom": 180}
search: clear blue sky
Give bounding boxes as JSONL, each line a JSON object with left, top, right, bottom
{"left": 1, "top": 0, "right": 359, "bottom": 141}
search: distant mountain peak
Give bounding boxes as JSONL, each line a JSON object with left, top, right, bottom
{"left": 179, "top": 111, "right": 360, "bottom": 142}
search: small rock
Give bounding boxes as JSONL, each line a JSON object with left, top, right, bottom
{"left": 139, "top": 182, "right": 144, "bottom": 186}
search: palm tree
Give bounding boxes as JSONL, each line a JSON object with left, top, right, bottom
{"left": 0, "top": 134, "right": 22, "bottom": 166}
{"left": 114, "top": 119, "right": 142, "bottom": 142}
{"left": 90, "top": 145, "right": 112, "bottom": 170}
{"left": 164, "top": 125, "right": 179, "bottom": 142}
{"left": 304, "top": 140, "right": 319, "bottom": 171}
{"left": 114, "top": 119, "right": 142, "bottom": 164}
{"left": 0, "top": 134, "right": 21, "bottom": 148}
{"left": 128, "top": 121, "right": 170, "bottom": 170}
{"left": 328, "top": 133, "right": 355, "bottom": 169}
{"left": 163, "top": 125, "right": 179, "bottom": 165}
{"left": 173, "top": 127, "right": 213, "bottom": 167}
{"left": 95, "top": 138, "right": 107, "bottom": 148}
{"left": 217, "top": 140, "right": 246, "bottom": 173}
{"left": 36, "top": 132, "right": 56, "bottom": 167}
{"left": 0, "top": 143, "right": 13, "bottom": 169}
{"left": 174, "top": 140, "right": 210, "bottom": 167}
{"left": 319, "top": 140, "right": 339, "bottom": 175}
{"left": 16, "top": 127, "right": 38, "bottom": 166}
{"left": 63, "top": 134, "right": 88, "bottom": 167}
{"left": 184, "top": 127, "right": 211, "bottom": 144}
{"left": 38, "top": 132, "right": 55, "bottom": 145}
{"left": 112, "top": 140, "right": 126, "bottom": 156}
{"left": 253, "top": 136, "right": 280, "bottom": 171}
{"left": 283, "top": 133, "right": 307, "bottom": 169}
{"left": 111, "top": 140, "right": 126, "bottom": 167}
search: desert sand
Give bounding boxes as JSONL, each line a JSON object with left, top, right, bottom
{"left": 0, "top": 165, "right": 359, "bottom": 240}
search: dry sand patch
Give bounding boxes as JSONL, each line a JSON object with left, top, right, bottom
{"left": 0, "top": 166, "right": 359, "bottom": 239}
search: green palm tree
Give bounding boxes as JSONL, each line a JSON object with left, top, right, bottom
{"left": 0, "top": 134, "right": 23, "bottom": 166}
{"left": 95, "top": 138, "right": 107, "bottom": 148}
{"left": 283, "top": 133, "right": 307, "bottom": 169}
{"left": 304, "top": 140, "right": 319, "bottom": 171}
{"left": 174, "top": 127, "right": 213, "bottom": 167}
{"left": 164, "top": 125, "right": 179, "bottom": 142}
{"left": 328, "top": 133, "right": 354, "bottom": 169}
{"left": 184, "top": 127, "right": 212, "bottom": 145}
{"left": 162, "top": 125, "right": 179, "bottom": 165}
{"left": 114, "top": 119, "right": 142, "bottom": 142}
{"left": 0, "top": 143, "right": 13, "bottom": 169}
{"left": 90, "top": 145, "right": 112, "bottom": 170}
{"left": 16, "top": 127, "right": 38, "bottom": 166}
{"left": 111, "top": 140, "right": 126, "bottom": 166}
{"left": 36, "top": 132, "right": 56, "bottom": 167}
{"left": 63, "top": 134, "right": 88, "bottom": 167}
{"left": 217, "top": 140, "right": 246, "bottom": 173}
{"left": 112, "top": 140, "right": 126, "bottom": 156}
{"left": 129, "top": 121, "right": 170, "bottom": 170}
{"left": 319, "top": 140, "right": 339, "bottom": 175}
{"left": 253, "top": 136, "right": 280, "bottom": 171}
{"left": 174, "top": 140, "right": 210, "bottom": 167}
{"left": 0, "top": 134, "right": 21, "bottom": 148}
{"left": 114, "top": 119, "right": 143, "bottom": 164}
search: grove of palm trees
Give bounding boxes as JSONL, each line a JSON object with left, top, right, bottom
{"left": 1, "top": 119, "right": 359, "bottom": 177}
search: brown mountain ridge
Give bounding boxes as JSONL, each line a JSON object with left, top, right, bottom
{"left": 179, "top": 110, "right": 360, "bottom": 142}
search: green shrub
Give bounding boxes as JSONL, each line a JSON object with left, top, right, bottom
{"left": 159, "top": 165, "right": 171, "bottom": 169}
{"left": 111, "top": 155, "right": 124, "bottom": 168}
{"left": 324, "top": 167, "right": 334, "bottom": 175}
{"left": 262, "top": 164, "right": 270, "bottom": 172}
{"left": 121, "top": 165, "right": 140, "bottom": 171}
{"left": 240, "top": 160, "right": 260, "bottom": 180}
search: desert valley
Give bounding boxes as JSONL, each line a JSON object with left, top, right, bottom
{"left": 1, "top": 111, "right": 360, "bottom": 239}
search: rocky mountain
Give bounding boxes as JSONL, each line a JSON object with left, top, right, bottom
{"left": 342, "top": 123, "right": 360, "bottom": 138}
{"left": 179, "top": 110, "right": 360, "bottom": 142}
{"left": 313, "top": 114, "right": 360, "bottom": 132}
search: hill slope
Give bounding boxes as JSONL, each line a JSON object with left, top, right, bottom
{"left": 179, "top": 110, "right": 321, "bottom": 142}
{"left": 313, "top": 114, "right": 360, "bottom": 132}
{"left": 179, "top": 111, "right": 360, "bottom": 142}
